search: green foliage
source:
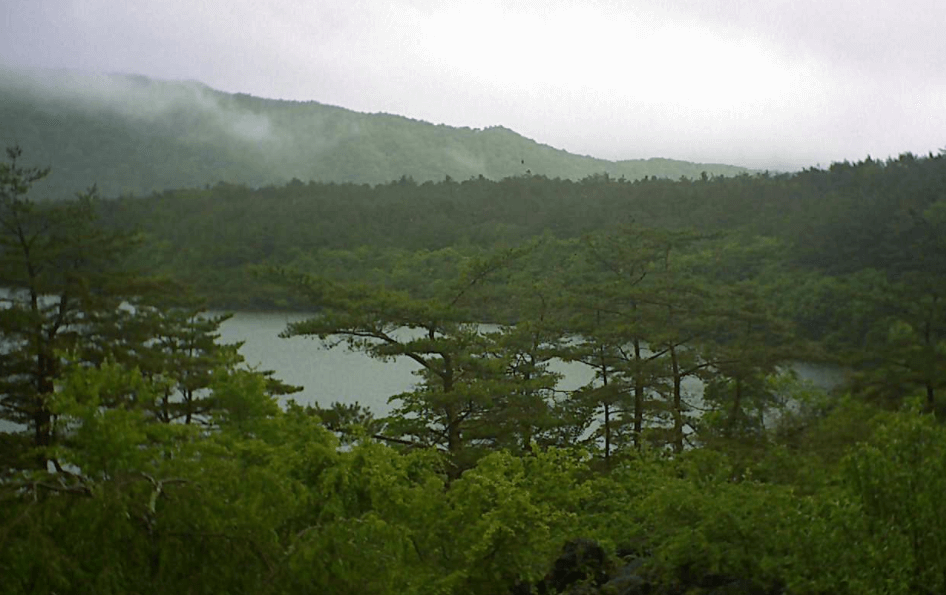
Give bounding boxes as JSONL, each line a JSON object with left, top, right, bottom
{"left": 0, "top": 146, "right": 285, "bottom": 479}
{"left": 49, "top": 362, "right": 188, "bottom": 477}
{"left": 1, "top": 68, "right": 749, "bottom": 199}
{"left": 5, "top": 349, "right": 946, "bottom": 595}
{"left": 1, "top": 361, "right": 331, "bottom": 595}
{"left": 0, "top": 145, "right": 146, "bottom": 457}
{"left": 433, "top": 449, "right": 589, "bottom": 592}
{"left": 7, "top": 116, "right": 946, "bottom": 594}
{"left": 837, "top": 413, "right": 946, "bottom": 593}
{"left": 639, "top": 475, "right": 796, "bottom": 590}
{"left": 274, "top": 249, "right": 591, "bottom": 473}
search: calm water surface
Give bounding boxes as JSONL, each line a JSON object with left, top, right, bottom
{"left": 0, "top": 312, "right": 845, "bottom": 434}
{"left": 217, "top": 311, "right": 422, "bottom": 416}
{"left": 218, "top": 312, "right": 845, "bottom": 418}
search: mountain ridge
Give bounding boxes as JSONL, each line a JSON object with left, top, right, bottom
{"left": 0, "top": 66, "right": 752, "bottom": 198}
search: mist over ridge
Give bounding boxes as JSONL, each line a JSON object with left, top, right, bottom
{"left": 0, "top": 66, "right": 751, "bottom": 199}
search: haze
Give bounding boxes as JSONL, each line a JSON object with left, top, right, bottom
{"left": 2, "top": 0, "right": 944, "bottom": 171}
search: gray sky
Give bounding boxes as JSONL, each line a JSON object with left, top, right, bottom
{"left": 2, "top": 0, "right": 944, "bottom": 170}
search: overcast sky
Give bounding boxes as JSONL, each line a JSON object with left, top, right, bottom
{"left": 2, "top": 0, "right": 944, "bottom": 170}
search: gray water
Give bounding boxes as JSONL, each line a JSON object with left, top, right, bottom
{"left": 218, "top": 312, "right": 845, "bottom": 418}
{"left": 217, "top": 311, "right": 420, "bottom": 415}
{"left": 217, "top": 312, "right": 597, "bottom": 416}
{"left": 0, "top": 311, "right": 845, "bottom": 436}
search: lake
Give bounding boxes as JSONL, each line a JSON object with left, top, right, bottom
{"left": 216, "top": 312, "right": 597, "bottom": 416}
{"left": 0, "top": 311, "right": 844, "bottom": 435}
{"left": 218, "top": 311, "right": 846, "bottom": 418}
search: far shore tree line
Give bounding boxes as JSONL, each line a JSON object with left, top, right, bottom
{"left": 2, "top": 146, "right": 946, "bottom": 594}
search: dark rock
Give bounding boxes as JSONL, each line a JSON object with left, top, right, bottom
{"left": 695, "top": 572, "right": 734, "bottom": 590}
{"left": 538, "top": 538, "right": 610, "bottom": 594}
{"left": 704, "top": 578, "right": 781, "bottom": 595}
{"left": 600, "top": 557, "right": 651, "bottom": 595}
{"left": 564, "top": 583, "right": 601, "bottom": 595}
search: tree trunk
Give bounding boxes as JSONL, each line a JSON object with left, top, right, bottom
{"left": 600, "top": 344, "right": 611, "bottom": 463}
{"left": 670, "top": 345, "right": 684, "bottom": 453}
{"left": 633, "top": 338, "right": 644, "bottom": 449}
{"left": 726, "top": 377, "right": 743, "bottom": 438}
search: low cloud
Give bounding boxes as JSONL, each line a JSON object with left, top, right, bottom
{"left": 2, "top": 66, "right": 274, "bottom": 146}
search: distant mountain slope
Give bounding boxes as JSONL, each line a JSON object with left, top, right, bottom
{"left": 0, "top": 67, "right": 751, "bottom": 198}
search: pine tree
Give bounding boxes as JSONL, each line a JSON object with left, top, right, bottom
{"left": 275, "top": 247, "right": 556, "bottom": 475}
{"left": 0, "top": 146, "right": 140, "bottom": 461}
{"left": 0, "top": 147, "right": 275, "bottom": 470}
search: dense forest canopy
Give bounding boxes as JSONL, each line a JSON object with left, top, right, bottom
{"left": 3, "top": 135, "right": 946, "bottom": 594}
{"left": 103, "top": 151, "right": 946, "bottom": 338}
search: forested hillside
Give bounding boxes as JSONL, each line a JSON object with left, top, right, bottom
{"left": 104, "top": 152, "right": 946, "bottom": 331}
{"left": 4, "top": 139, "right": 946, "bottom": 594}
{"left": 0, "top": 67, "right": 750, "bottom": 199}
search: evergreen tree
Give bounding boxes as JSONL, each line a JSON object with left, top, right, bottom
{"left": 276, "top": 248, "right": 564, "bottom": 474}
{"left": 0, "top": 146, "right": 141, "bottom": 463}
{"left": 0, "top": 147, "right": 278, "bottom": 471}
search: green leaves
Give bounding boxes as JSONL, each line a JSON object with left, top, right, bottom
{"left": 6, "top": 350, "right": 946, "bottom": 595}
{"left": 8, "top": 145, "right": 946, "bottom": 593}
{"left": 275, "top": 250, "right": 578, "bottom": 471}
{"left": 838, "top": 413, "right": 946, "bottom": 593}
